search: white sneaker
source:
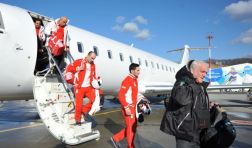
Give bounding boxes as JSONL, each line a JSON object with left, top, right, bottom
{"left": 110, "top": 137, "right": 118, "bottom": 148}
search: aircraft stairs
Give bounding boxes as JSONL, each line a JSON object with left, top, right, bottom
{"left": 33, "top": 48, "right": 100, "bottom": 145}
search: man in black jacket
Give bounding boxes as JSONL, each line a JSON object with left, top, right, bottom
{"left": 160, "top": 60, "right": 211, "bottom": 148}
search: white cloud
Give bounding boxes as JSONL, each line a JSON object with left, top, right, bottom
{"left": 112, "top": 16, "right": 152, "bottom": 40}
{"left": 205, "top": 18, "right": 220, "bottom": 25}
{"left": 234, "top": 28, "right": 252, "bottom": 44}
{"left": 122, "top": 22, "right": 139, "bottom": 33}
{"left": 111, "top": 25, "right": 122, "bottom": 32}
{"left": 205, "top": 19, "right": 210, "bottom": 23}
{"left": 135, "top": 29, "right": 150, "bottom": 40}
{"left": 224, "top": 0, "right": 252, "bottom": 22}
{"left": 213, "top": 19, "right": 220, "bottom": 25}
{"left": 116, "top": 16, "right": 125, "bottom": 24}
{"left": 134, "top": 16, "right": 148, "bottom": 25}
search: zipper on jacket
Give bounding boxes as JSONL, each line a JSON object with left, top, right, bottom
{"left": 177, "top": 112, "right": 190, "bottom": 129}
{"left": 193, "top": 96, "right": 198, "bottom": 109}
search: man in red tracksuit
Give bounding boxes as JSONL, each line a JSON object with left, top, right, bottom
{"left": 34, "top": 19, "right": 45, "bottom": 45}
{"left": 66, "top": 51, "right": 97, "bottom": 125}
{"left": 111, "top": 63, "right": 140, "bottom": 148}
{"left": 45, "top": 16, "right": 70, "bottom": 71}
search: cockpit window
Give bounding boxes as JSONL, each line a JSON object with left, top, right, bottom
{"left": 0, "top": 11, "right": 5, "bottom": 29}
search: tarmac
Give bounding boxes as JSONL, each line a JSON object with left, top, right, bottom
{"left": 0, "top": 93, "right": 252, "bottom": 148}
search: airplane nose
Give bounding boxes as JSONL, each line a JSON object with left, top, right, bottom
{"left": 0, "top": 5, "right": 38, "bottom": 99}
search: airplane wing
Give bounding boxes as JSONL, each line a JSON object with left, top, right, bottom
{"left": 142, "top": 83, "right": 252, "bottom": 94}
{"left": 208, "top": 84, "right": 252, "bottom": 90}
{"left": 145, "top": 84, "right": 174, "bottom": 93}
{"left": 141, "top": 82, "right": 174, "bottom": 94}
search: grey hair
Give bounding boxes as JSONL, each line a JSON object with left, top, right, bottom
{"left": 189, "top": 60, "right": 207, "bottom": 72}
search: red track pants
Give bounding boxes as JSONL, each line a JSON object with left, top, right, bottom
{"left": 112, "top": 106, "right": 137, "bottom": 148}
{"left": 74, "top": 86, "right": 95, "bottom": 122}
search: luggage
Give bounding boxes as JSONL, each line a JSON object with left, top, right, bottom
{"left": 137, "top": 95, "right": 151, "bottom": 123}
{"left": 48, "top": 36, "right": 65, "bottom": 56}
{"left": 200, "top": 106, "right": 236, "bottom": 148}
{"left": 64, "top": 63, "right": 75, "bottom": 85}
{"left": 64, "top": 71, "right": 74, "bottom": 84}
{"left": 48, "top": 27, "right": 65, "bottom": 56}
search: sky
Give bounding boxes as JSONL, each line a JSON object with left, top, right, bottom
{"left": 1, "top": 0, "right": 252, "bottom": 63}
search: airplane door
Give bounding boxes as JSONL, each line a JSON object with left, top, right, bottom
{"left": 0, "top": 4, "right": 37, "bottom": 99}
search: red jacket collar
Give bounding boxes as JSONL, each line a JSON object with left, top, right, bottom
{"left": 129, "top": 74, "right": 137, "bottom": 79}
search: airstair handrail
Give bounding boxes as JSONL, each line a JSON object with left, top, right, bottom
{"left": 45, "top": 47, "right": 75, "bottom": 102}
{"left": 66, "top": 50, "right": 75, "bottom": 63}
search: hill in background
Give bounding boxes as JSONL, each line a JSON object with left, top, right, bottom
{"left": 206, "top": 57, "right": 252, "bottom": 68}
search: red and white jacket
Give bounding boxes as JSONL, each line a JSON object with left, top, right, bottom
{"left": 118, "top": 74, "right": 138, "bottom": 109}
{"left": 44, "top": 18, "right": 70, "bottom": 47}
{"left": 35, "top": 26, "right": 45, "bottom": 42}
{"left": 65, "top": 58, "right": 96, "bottom": 88}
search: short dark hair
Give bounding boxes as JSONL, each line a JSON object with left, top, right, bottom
{"left": 129, "top": 63, "right": 139, "bottom": 72}
{"left": 88, "top": 51, "right": 96, "bottom": 56}
{"left": 34, "top": 18, "right": 42, "bottom": 23}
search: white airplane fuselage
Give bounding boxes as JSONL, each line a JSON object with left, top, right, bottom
{"left": 0, "top": 3, "right": 185, "bottom": 100}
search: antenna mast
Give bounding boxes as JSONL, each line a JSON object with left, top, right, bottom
{"left": 207, "top": 33, "right": 213, "bottom": 82}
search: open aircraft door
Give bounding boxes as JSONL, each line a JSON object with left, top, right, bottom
{"left": 33, "top": 48, "right": 100, "bottom": 145}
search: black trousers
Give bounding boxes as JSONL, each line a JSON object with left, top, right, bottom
{"left": 53, "top": 54, "right": 65, "bottom": 72}
{"left": 176, "top": 138, "right": 200, "bottom": 148}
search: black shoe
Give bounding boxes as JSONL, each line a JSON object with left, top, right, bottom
{"left": 110, "top": 137, "right": 119, "bottom": 148}
{"left": 83, "top": 113, "right": 90, "bottom": 121}
{"left": 75, "top": 121, "right": 81, "bottom": 126}
{"left": 83, "top": 113, "right": 97, "bottom": 128}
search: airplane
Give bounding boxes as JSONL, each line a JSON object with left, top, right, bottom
{"left": 1, "top": 2, "right": 251, "bottom": 145}
{"left": 0, "top": 3, "right": 190, "bottom": 145}
{"left": 0, "top": 3, "right": 189, "bottom": 102}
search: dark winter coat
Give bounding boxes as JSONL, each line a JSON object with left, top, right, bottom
{"left": 160, "top": 66, "right": 210, "bottom": 143}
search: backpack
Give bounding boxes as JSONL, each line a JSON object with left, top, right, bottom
{"left": 200, "top": 106, "right": 236, "bottom": 148}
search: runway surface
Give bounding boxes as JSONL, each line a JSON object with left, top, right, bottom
{"left": 0, "top": 93, "right": 252, "bottom": 148}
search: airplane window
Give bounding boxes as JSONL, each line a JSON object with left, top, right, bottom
{"left": 162, "top": 64, "right": 164, "bottom": 70}
{"left": 138, "top": 58, "right": 141, "bottom": 65}
{"left": 166, "top": 66, "right": 168, "bottom": 71}
{"left": 107, "top": 50, "right": 112, "bottom": 59}
{"left": 119, "top": 53, "right": 124, "bottom": 61}
{"left": 93, "top": 46, "right": 99, "bottom": 56}
{"left": 151, "top": 61, "right": 154, "bottom": 68}
{"left": 0, "top": 11, "right": 5, "bottom": 29}
{"left": 173, "top": 68, "right": 175, "bottom": 73}
{"left": 145, "top": 60, "right": 148, "bottom": 67}
{"left": 129, "top": 56, "right": 133, "bottom": 63}
{"left": 157, "top": 63, "right": 159, "bottom": 69}
{"left": 169, "top": 67, "right": 172, "bottom": 72}
{"left": 77, "top": 42, "right": 83, "bottom": 53}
